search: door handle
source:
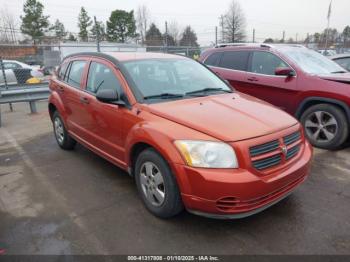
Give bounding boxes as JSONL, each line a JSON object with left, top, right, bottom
{"left": 247, "top": 77, "right": 258, "bottom": 82}
{"left": 80, "top": 96, "right": 90, "bottom": 104}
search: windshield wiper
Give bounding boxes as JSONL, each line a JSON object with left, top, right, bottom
{"left": 331, "top": 71, "right": 347, "bottom": 74}
{"left": 186, "top": 88, "right": 233, "bottom": 96}
{"left": 143, "top": 93, "right": 184, "bottom": 100}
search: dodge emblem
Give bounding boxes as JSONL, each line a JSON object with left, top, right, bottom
{"left": 281, "top": 145, "right": 288, "bottom": 156}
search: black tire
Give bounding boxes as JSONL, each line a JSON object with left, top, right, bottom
{"left": 134, "top": 148, "right": 184, "bottom": 218}
{"left": 300, "top": 104, "right": 348, "bottom": 150}
{"left": 52, "top": 111, "right": 76, "bottom": 150}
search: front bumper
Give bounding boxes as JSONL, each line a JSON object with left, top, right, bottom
{"left": 172, "top": 140, "right": 312, "bottom": 219}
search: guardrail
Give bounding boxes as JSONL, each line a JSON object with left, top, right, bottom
{"left": 0, "top": 84, "right": 50, "bottom": 127}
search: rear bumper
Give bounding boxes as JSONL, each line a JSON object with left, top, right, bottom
{"left": 172, "top": 140, "right": 312, "bottom": 218}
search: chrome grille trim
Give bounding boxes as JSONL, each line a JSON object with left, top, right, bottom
{"left": 252, "top": 154, "right": 282, "bottom": 170}
{"left": 284, "top": 131, "right": 301, "bottom": 145}
{"left": 250, "top": 140, "right": 279, "bottom": 157}
{"left": 286, "top": 145, "right": 301, "bottom": 160}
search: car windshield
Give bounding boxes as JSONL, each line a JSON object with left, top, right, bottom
{"left": 282, "top": 47, "right": 346, "bottom": 75}
{"left": 122, "top": 58, "right": 232, "bottom": 102}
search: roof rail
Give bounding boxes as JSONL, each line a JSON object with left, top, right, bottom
{"left": 215, "top": 43, "right": 272, "bottom": 48}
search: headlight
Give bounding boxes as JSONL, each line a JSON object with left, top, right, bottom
{"left": 174, "top": 140, "right": 238, "bottom": 168}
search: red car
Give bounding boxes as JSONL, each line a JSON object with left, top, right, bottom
{"left": 200, "top": 44, "right": 350, "bottom": 150}
{"left": 49, "top": 52, "right": 312, "bottom": 219}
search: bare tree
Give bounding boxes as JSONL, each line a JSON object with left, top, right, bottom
{"left": 136, "top": 4, "right": 150, "bottom": 44}
{"left": 222, "top": 0, "right": 246, "bottom": 43}
{"left": 167, "top": 20, "right": 181, "bottom": 46}
{"left": 0, "top": 8, "right": 18, "bottom": 44}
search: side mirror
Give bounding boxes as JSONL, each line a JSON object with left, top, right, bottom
{"left": 275, "top": 67, "right": 296, "bottom": 77}
{"left": 96, "top": 89, "right": 120, "bottom": 103}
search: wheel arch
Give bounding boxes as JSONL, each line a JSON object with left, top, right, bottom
{"left": 128, "top": 142, "right": 153, "bottom": 175}
{"left": 295, "top": 97, "right": 350, "bottom": 123}
{"left": 48, "top": 92, "right": 67, "bottom": 122}
{"left": 48, "top": 103, "right": 57, "bottom": 121}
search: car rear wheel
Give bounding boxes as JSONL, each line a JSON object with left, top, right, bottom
{"left": 300, "top": 104, "right": 348, "bottom": 150}
{"left": 135, "top": 148, "right": 184, "bottom": 218}
{"left": 52, "top": 111, "right": 76, "bottom": 150}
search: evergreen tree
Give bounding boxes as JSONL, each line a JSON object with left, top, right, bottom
{"left": 106, "top": 10, "right": 136, "bottom": 43}
{"left": 51, "top": 19, "right": 67, "bottom": 40}
{"left": 20, "top": 0, "right": 49, "bottom": 42}
{"left": 145, "top": 23, "right": 163, "bottom": 46}
{"left": 91, "top": 20, "right": 106, "bottom": 41}
{"left": 68, "top": 33, "right": 77, "bottom": 41}
{"left": 179, "top": 26, "right": 199, "bottom": 47}
{"left": 78, "top": 7, "right": 92, "bottom": 42}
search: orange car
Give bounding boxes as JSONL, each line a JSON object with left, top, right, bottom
{"left": 48, "top": 52, "right": 312, "bottom": 219}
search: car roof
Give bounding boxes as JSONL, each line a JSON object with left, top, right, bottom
{"left": 202, "top": 43, "right": 306, "bottom": 54}
{"left": 65, "top": 51, "right": 187, "bottom": 63}
{"left": 105, "top": 52, "right": 186, "bottom": 62}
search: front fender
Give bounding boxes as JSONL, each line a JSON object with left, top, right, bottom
{"left": 125, "top": 121, "right": 185, "bottom": 167}
{"left": 124, "top": 121, "right": 194, "bottom": 195}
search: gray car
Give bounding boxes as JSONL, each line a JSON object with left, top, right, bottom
{"left": 0, "top": 60, "right": 44, "bottom": 86}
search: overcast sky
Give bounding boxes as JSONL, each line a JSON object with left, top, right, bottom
{"left": 2, "top": 0, "right": 350, "bottom": 45}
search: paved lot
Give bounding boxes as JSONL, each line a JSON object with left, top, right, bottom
{"left": 0, "top": 101, "right": 349, "bottom": 255}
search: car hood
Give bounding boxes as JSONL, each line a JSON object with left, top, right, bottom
{"left": 147, "top": 93, "right": 298, "bottom": 142}
{"left": 318, "top": 73, "right": 350, "bottom": 84}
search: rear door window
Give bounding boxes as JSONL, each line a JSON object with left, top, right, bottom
{"left": 204, "top": 52, "right": 222, "bottom": 67}
{"left": 219, "top": 51, "right": 250, "bottom": 71}
{"left": 66, "top": 61, "right": 87, "bottom": 88}
{"left": 250, "top": 51, "right": 289, "bottom": 75}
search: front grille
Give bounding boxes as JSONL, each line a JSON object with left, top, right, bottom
{"left": 250, "top": 130, "right": 302, "bottom": 172}
{"left": 250, "top": 140, "right": 279, "bottom": 157}
{"left": 284, "top": 131, "right": 301, "bottom": 145}
{"left": 252, "top": 154, "right": 282, "bottom": 170}
{"left": 286, "top": 145, "right": 301, "bottom": 160}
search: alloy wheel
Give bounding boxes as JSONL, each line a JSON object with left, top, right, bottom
{"left": 139, "top": 162, "right": 165, "bottom": 207}
{"left": 54, "top": 117, "right": 65, "bottom": 144}
{"left": 304, "top": 111, "right": 338, "bottom": 143}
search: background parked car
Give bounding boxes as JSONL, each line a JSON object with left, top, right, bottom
{"left": 200, "top": 44, "right": 350, "bottom": 150}
{"left": 331, "top": 54, "right": 350, "bottom": 71}
{"left": 318, "top": 49, "right": 337, "bottom": 56}
{"left": 0, "top": 60, "right": 44, "bottom": 86}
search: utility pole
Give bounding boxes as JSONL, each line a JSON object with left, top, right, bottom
{"left": 94, "top": 16, "right": 101, "bottom": 52}
{"left": 220, "top": 15, "right": 225, "bottom": 43}
{"left": 325, "top": 0, "right": 333, "bottom": 50}
{"left": 165, "top": 21, "right": 168, "bottom": 52}
{"left": 282, "top": 31, "right": 285, "bottom": 43}
{"left": 253, "top": 29, "right": 256, "bottom": 43}
{"left": 215, "top": 26, "right": 218, "bottom": 46}
{"left": 296, "top": 33, "right": 298, "bottom": 43}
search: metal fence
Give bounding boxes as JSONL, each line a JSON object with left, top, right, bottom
{"left": 0, "top": 43, "right": 203, "bottom": 88}
{"left": 0, "top": 43, "right": 203, "bottom": 126}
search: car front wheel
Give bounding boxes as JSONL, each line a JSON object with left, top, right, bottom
{"left": 135, "top": 148, "right": 184, "bottom": 218}
{"left": 300, "top": 104, "right": 348, "bottom": 150}
{"left": 52, "top": 111, "right": 76, "bottom": 150}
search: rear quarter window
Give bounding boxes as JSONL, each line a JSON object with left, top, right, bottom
{"left": 58, "top": 62, "right": 69, "bottom": 81}
{"left": 219, "top": 51, "right": 250, "bottom": 71}
{"left": 66, "top": 61, "right": 87, "bottom": 88}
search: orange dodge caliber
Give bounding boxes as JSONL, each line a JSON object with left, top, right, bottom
{"left": 49, "top": 52, "right": 313, "bottom": 219}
